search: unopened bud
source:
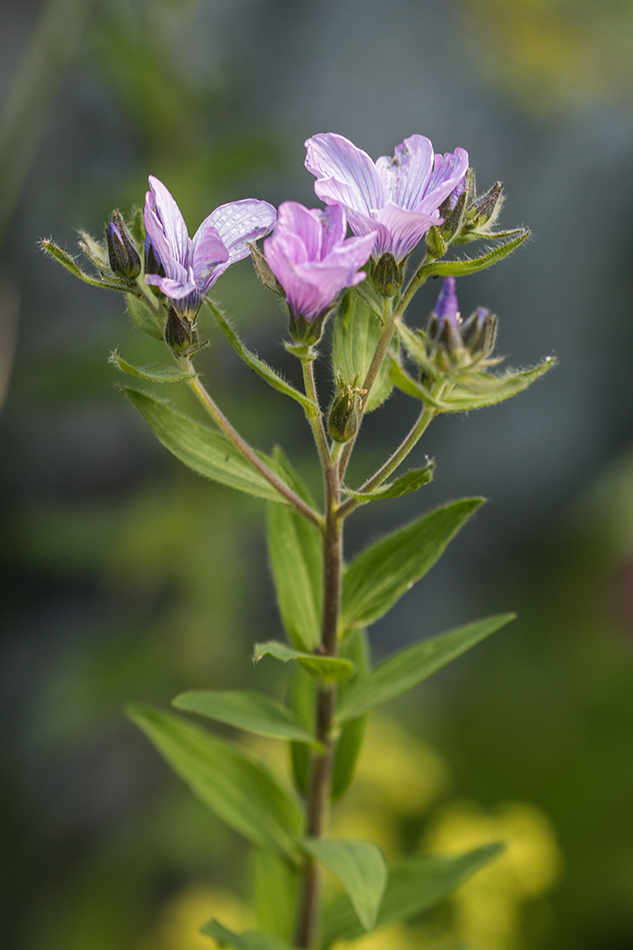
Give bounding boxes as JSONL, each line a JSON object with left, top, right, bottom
{"left": 144, "top": 235, "right": 165, "bottom": 278}
{"left": 461, "top": 307, "right": 498, "bottom": 358}
{"left": 165, "top": 306, "right": 195, "bottom": 353}
{"left": 370, "top": 253, "right": 403, "bottom": 298}
{"left": 327, "top": 377, "right": 365, "bottom": 443}
{"left": 288, "top": 308, "right": 331, "bottom": 347}
{"left": 467, "top": 181, "right": 504, "bottom": 230}
{"left": 248, "top": 241, "right": 284, "bottom": 296}
{"left": 106, "top": 210, "right": 141, "bottom": 278}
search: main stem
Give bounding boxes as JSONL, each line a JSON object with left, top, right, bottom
{"left": 295, "top": 444, "right": 343, "bottom": 948}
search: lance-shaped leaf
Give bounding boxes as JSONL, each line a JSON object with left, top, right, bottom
{"left": 331, "top": 629, "right": 369, "bottom": 801}
{"left": 320, "top": 843, "right": 504, "bottom": 947}
{"left": 254, "top": 641, "right": 354, "bottom": 684}
{"left": 395, "top": 321, "right": 436, "bottom": 376}
{"left": 252, "top": 848, "right": 299, "bottom": 942}
{"left": 332, "top": 289, "right": 394, "bottom": 413}
{"left": 301, "top": 839, "right": 387, "bottom": 931}
{"left": 208, "top": 302, "right": 319, "bottom": 418}
{"left": 121, "top": 388, "right": 293, "bottom": 505}
{"left": 336, "top": 614, "right": 515, "bottom": 724}
{"left": 440, "top": 359, "right": 557, "bottom": 411}
{"left": 343, "top": 460, "right": 435, "bottom": 503}
{"left": 126, "top": 293, "right": 164, "bottom": 341}
{"left": 127, "top": 704, "right": 302, "bottom": 858}
{"left": 388, "top": 360, "right": 443, "bottom": 407}
{"left": 40, "top": 238, "right": 133, "bottom": 292}
{"left": 202, "top": 920, "right": 295, "bottom": 950}
{"left": 110, "top": 351, "right": 196, "bottom": 383}
{"left": 78, "top": 230, "right": 109, "bottom": 269}
{"left": 267, "top": 449, "right": 323, "bottom": 651}
{"left": 341, "top": 499, "right": 483, "bottom": 629}
{"left": 421, "top": 230, "right": 529, "bottom": 279}
{"left": 172, "top": 689, "right": 321, "bottom": 748}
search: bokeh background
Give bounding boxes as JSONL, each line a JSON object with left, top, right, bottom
{"left": 2, "top": 1, "right": 633, "bottom": 949}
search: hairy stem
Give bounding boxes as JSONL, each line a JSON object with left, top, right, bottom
{"left": 183, "top": 360, "right": 323, "bottom": 529}
{"left": 302, "top": 357, "right": 331, "bottom": 475}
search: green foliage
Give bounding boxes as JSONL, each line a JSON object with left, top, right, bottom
{"left": 287, "top": 664, "right": 315, "bottom": 797}
{"left": 125, "top": 293, "right": 164, "bottom": 340}
{"left": 201, "top": 920, "right": 294, "bottom": 950}
{"left": 266, "top": 449, "right": 323, "bottom": 650}
{"left": 336, "top": 614, "right": 516, "bottom": 724}
{"left": 126, "top": 704, "right": 302, "bottom": 858}
{"left": 331, "top": 629, "right": 369, "bottom": 801}
{"left": 343, "top": 461, "right": 435, "bottom": 503}
{"left": 319, "top": 843, "right": 505, "bottom": 947}
{"left": 253, "top": 641, "right": 354, "bottom": 684}
{"left": 331, "top": 289, "right": 394, "bottom": 412}
{"left": 172, "top": 689, "right": 321, "bottom": 748}
{"left": 40, "top": 238, "right": 131, "bottom": 292}
{"left": 121, "top": 388, "right": 292, "bottom": 504}
{"left": 109, "top": 350, "right": 195, "bottom": 383}
{"left": 209, "top": 302, "right": 320, "bottom": 418}
{"left": 420, "top": 230, "right": 530, "bottom": 278}
{"left": 301, "top": 839, "right": 387, "bottom": 931}
{"left": 252, "top": 848, "right": 299, "bottom": 942}
{"left": 341, "top": 499, "right": 484, "bottom": 629}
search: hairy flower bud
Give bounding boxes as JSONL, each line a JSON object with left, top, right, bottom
{"left": 425, "top": 277, "right": 500, "bottom": 371}
{"left": 461, "top": 306, "right": 498, "bottom": 358}
{"left": 327, "top": 377, "right": 365, "bottom": 442}
{"left": 165, "top": 306, "right": 195, "bottom": 353}
{"left": 370, "top": 252, "right": 403, "bottom": 298}
{"left": 466, "top": 181, "right": 504, "bottom": 231}
{"left": 144, "top": 235, "right": 165, "bottom": 278}
{"left": 106, "top": 210, "right": 141, "bottom": 278}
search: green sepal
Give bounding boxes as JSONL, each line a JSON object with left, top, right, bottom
{"left": 336, "top": 613, "right": 516, "bottom": 724}
{"left": 127, "top": 704, "right": 302, "bottom": 858}
{"left": 341, "top": 499, "right": 484, "bottom": 630}
{"left": 40, "top": 238, "right": 134, "bottom": 292}
{"left": 300, "top": 838, "right": 387, "bottom": 931}
{"left": 332, "top": 289, "right": 394, "bottom": 413}
{"left": 420, "top": 229, "right": 529, "bottom": 279}
{"left": 266, "top": 448, "right": 323, "bottom": 651}
{"left": 172, "top": 689, "right": 322, "bottom": 749}
{"left": 77, "top": 230, "right": 109, "bottom": 270}
{"left": 120, "top": 387, "right": 295, "bottom": 505}
{"left": 331, "top": 629, "right": 369, "bottom": 802}
{"left": 319, "top": 843, "right": 505, "bottom": 948}
{"left": 109, "top": 350, "right": 196, "bottom": 383}
{"left": 342, "top": 460, "right": 435, "bottom": 504}
{"left": 425, "top": 225, "right": 447, "bottom": 261}
{"left": 252, "top": 848, "right": 299, "bottom": 942}
{"left": 126, "top": 293, "right": 164, "bottom": 341}
{"left": 201, "top": 920, "right": 294, "bottom": 950}
{"left": 128, "top": 205, "right": 145, "bottom": 250}
{"left": 253, "top": 641, "right": 354, "bottom": 684}
{"left": 394, "top": 321, "right": 437, "bottom": 377}
{"left": 207, "top": 301, "right": 320, "bottom": 418}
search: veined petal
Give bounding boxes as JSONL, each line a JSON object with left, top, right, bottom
{"left": 145, "top": 176, "right": 190, "bottom": 267}
{"left": 319, "top": 203, "right": 348, "bottom": 258}
{"left": 145, "top": 272, "right": 198, "bottom": 300}
{"left": 418, "top": 147, "right": 469, "bottom": 215}
{"left": 305, "top": 133, "right": 385, "bottom": 215}
{"left": 323, "top": 231, "right": 376, "bottom": 272}
{"left": 264, "top": 238, "right": 327, "bottom": 321}
{"left": 274, "top": 202, "right": 324, "bottom": 260}
{"left": 207, "top": 198, "right": 276, "bottom": 264}
{"left": 190, "top": 224, "right": 229, "bottom": 287}
{"left": 374, "top": 203, "right": 437, "bottom": 260}
{"left": 376, "top": 134, "right": 434, "bottom": 210}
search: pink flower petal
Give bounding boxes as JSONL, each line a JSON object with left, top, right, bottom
{"left": 305, "top": 133, "right": 385, "bottom": 215}
{"left": 376, "top": 134, "right": 434, "bottom": 211}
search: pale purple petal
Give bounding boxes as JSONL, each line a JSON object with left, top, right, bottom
{"left": 305, "top": 133, "right": 385, "bottom": 215}
{"left": 145, "top": 176, "right": 190, "bottom": 267}
{"left": 373, "top": 203, "right": 437, "bottom": 260}
{"left": 433, "top": 276, "right": 460, "bottom": 328}
{"left": 190, "top": 223, "right": 229, "bottom": 288}
{"left": 207, "top": 198, "right": 277, "bottom": 264}
{"left": 145, "top": 272, "right": 198, "bottom": 300}
{"left": 318, "top": 204, "right": 347, "bottom": 258}
{"left": 417, "top": 148, "right": 469, "bottom": 216}
{"left": 325, "top": 231, "right": 376, "bottom": 272}
{"left": 375, "top": 135, "right": 434, "bottom": 211}
{"left": 449, "top": 173, "right": 467, "bottom": 210}
{"left": 274, "top": 202, "right": 324, "bottom": 260}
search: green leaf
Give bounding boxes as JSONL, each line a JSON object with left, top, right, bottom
{"left": 423, "top": 230, "right": 529, "bottom": 278}
{"left": 202, "top": 920, "right": 294, "bottom": 950}
{"left": 254, "top": 641, "right": 354, "bottom": 684}
{"left": 343, "top": 461, "right": 435, "bottom": 503}
{"left": 109, "top": 350, "right": 196, "bottom": 383}
{"left": 127, "top": 704, "right": 302, "bottom": 857}
{"left": 341, "top": 499, "right": 484, "bottom": 629}
{"left": 320, "top": 843, "right": 505, "bottom": 947}
{"left": 78, "top": 230, "right": 109, "bottom": 269}
{"left": 121, "top": 388, "right": 292, "bottom": 505}
{"left": 172, "top": 689, "right": 321, "bottom": 748}
{"left": 40, "top": 238, "right": 131, "bottom": 291}
{"left": 441, "top": 359, "right": 557, "bottom": 411}
{"left": 332, "top": 290, "right": 393, "bottom": 412}
{"left": 287, "top": 664, "right": 315, "bottom": 797}
{"left": 267, "top": 448, "right": 323, "bottom": 651}
{"left": 252, "top": 848, "right": 298, "bottom": 942}
{"left": 331, "top": 629, "right": 369, "bottom": 802}
{"left": 126, "top": 293, "right": 164, "bottom": 341}
{"left": 209, "top": 302, "right": 319, "bottom": 418}
{"left": 336, "top": 614, "right": 515, "bottom": 724}
{"left": 301, "top": 839, "right": 387, "bottom": 931}
{"left": 394, "top": 321, "right": 436, "bottom": 375}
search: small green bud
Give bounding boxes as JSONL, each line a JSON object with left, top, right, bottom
{"left": 165, "top": 306, "right": 195, "bottom": 353}
{"left": 288, "top": 308, "right": 331, "bottom": 346}
{"left": 106, "top": 210, "right": 141, "bottom": 279}
{"left": 370, "top": 253, "right": 403, "bottom": 298}
{"left": 327, "top": 376, "right": 366, "bottom": 443}
{"left": 248, "top": 241, "right": 284, "bottom": 296}
{"left": 425, "top": 226, "right": 447, "bottom": 261}
{"left": 461, "top": 307, "right": 498, "bottom": 359}
{"left": 466, "top": 181, "right": 504, "bottom": 231}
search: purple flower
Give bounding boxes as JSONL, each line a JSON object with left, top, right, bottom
{"left": 432, "top": 276, "right": 460, "bottom": 329}
{"left": 144, "top": 176, "right": 276, "bottom": 315}
{"left": 263, "top": 201, "right": 376, "bottom": 324}
{"left": 305, "top": 133, "right": 469, "bottom": 262}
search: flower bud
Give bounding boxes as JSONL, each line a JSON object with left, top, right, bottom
{"left": 144, "top": 235, "right": 166, "bottom": 278}
{"left": 106, "top": 210, "right": 141, "bottom": 278}
{"left": 461, "top": 306, "right": 498, "bottom": 358}
{"left": 370, "top": 252, "right": 403, "bottom": 298}
{"left": 327, "top": 377, "right": 365, "bottom": 443}
{"left": 248, "top": 241, "right": 284, "bottom": 296}
{"left": 288, "top": 308, "right": 332, "bottom": 347}
{"left": 466, "top": 181, "right": 504, "bottom": 231}
{"left": 165, "top": 306, "right": 195, "bottom": 353}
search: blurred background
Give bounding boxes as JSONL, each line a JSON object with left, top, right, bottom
{"left": 1, "top": 1, "right": 633, "bottom": 949}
